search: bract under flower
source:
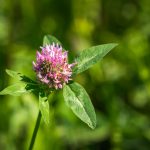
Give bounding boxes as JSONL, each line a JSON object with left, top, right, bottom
{"left": 33, "top": 43, "right": 75, "bottom": 89}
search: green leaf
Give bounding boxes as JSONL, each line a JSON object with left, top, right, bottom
{"left": 6, "top": 69, "right": 37, "bottom": 84}
{"left": 39, "top": 92, "right": 49, "bottom": 125}
{"left": 73, "top": 43, "right": 118, "bottom": 75}
{"left": 6, "top": 69, "right": 22, "bottom": 80}
{"left": 43, "top": 35, "right": 62, "bottom": 46}
{"left": 0, "top": 82, "right": 29, "bottom": 96}
{"left": 63, "top": 82, "right": 96, "bottom": 129}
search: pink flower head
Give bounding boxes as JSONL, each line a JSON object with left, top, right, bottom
{"left": 33, "top": 43, "right": 75, "bottom": 89}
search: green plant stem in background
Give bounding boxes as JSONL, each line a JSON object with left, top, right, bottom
{"left": 29, "top": 111, "right": 42, "bottom": 150}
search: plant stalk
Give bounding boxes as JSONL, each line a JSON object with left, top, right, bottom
{"left": 29, "top": 111, "right": 41, "bottom": 150}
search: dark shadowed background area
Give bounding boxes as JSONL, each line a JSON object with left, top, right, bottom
{"left": 0, "top": 0, "right": 150, "bottom": 149}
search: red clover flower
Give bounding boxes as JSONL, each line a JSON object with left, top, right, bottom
{"left": 33, "top": 43, "right": 75, "bottom": 89}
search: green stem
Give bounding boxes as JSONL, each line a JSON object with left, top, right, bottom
{"left": 29, "top": 111, "right": 41, "bottom": 150}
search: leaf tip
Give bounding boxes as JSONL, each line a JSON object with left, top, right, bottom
{"left": 88, "top": 118, "right": 97, "bottom": 129}
{"left": 111, "top": 43, "right": 119, "bottom": 47}
{"left": 91, "top": 126, "right": 96, "bottom": 130}
{"left": 5, "top": 69, "right": 10, "bottom": 75}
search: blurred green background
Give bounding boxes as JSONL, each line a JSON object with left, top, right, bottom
{"left": 0, "top": 0, "right": 150, "bottom": 150}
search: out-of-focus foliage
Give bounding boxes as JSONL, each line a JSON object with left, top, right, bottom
{"left": 0, "top": 0, "right": 150, "bottom": 150}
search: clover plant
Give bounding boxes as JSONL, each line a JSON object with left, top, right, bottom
{"left": 0, "top": 35, "right": 118, "bottom": 150}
